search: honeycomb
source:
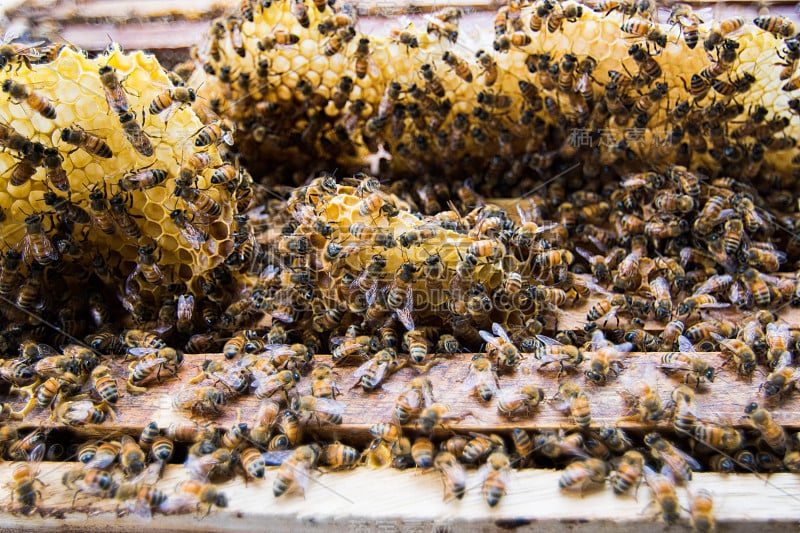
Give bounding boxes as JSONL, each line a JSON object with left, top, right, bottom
{"left": 190, "top": 1, "right": 800, "bottom": 192}
{"left": 0, "top": 44, "right": 238, "bottom": 315}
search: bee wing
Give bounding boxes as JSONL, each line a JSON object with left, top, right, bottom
{"left": 263, "top": 344, "right": 295, "bottom": 357}
{"left": 64, "top": 400, "right": 94, "bottom": 418}
{"left": 615, "top": 342, "right": 634, "bottom": 354}
{"left": 693, "top": 274, "right": 733, "bottom": 296}
{"left": 776, "top": 351, "right": 794, "bottom": 369}
{"left": 479, "top": 329, "right": 501, "bottom": 349}
{"left": 462, "top": 365, "right": 480, "bottom": 392}
{"left": 292, "top": 460, "right": 313, "bottom": 493}
{"left": 496, "top": 386, "right": 526, "bottom": 405}
{"left": 534, "top": 335, "right": 563, "bottom": 347}
{"left": 183, "top": 454, "right": 216, "bottom": 481}
{"left": 173, "top": 385, "right": 204, "bottom": 410}
{"left": 591, "top": 329, "right": 610, "bottom": 350}
{"left": 137, "top": 357, "right": 168, "bottom": 371}
{"left": 262, "top": 450, "right": 294, "bottom": 466}
{"left": 492, "top": 322, "right": 512, "bottom": 343}
{"left": 211, "top": 370, "right": 246, "bottom": 390}
{"left": 129, "top": 462, "right": 162, "bottom": 486}
{"left": 127, "top": 347, "right": 159, "bottom": 358}
{"left": 312, "top": 397, "right": 345, "bottom": 415}
{"left": 125, "top": 497, "right": 154, "bottom": 520}
{"left": 352, "top": 358, "right": 374, "bottom": 380}
{"left": 178, "top": 222, "right": 206, "bottom": 249}
{"left": 27, "top": 442, "right": 45, "bottom": 465}
{"left": 698, "top": 301, "right": 730, "bottom": 310}
{"left": 665, "top": 445, "right": 702, "bottom": 476}
{"left": 177, "top": 294, "right": 194, "bottom": 320}
{"left": 395, "top": 305, "right": 415, "bottom": 332}
{"left": 766, "top": 322, "right": 791, "bottom": 345}
{"left": 677, "top": 335, "right": 697, "bottom": 353}
{"left": 35, "top": 344, "right": 61, "bottom": 359}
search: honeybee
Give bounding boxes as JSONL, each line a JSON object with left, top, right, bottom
{"left": 18, "top": 213, "right": 58, "bottom": 266}
{"left": 258, "top": 29, "right": 300, "bottom": 51}
{"left": 442, "top": 51, "right": 472, "bottom": 83}
{"left": 293, "top": 395, "right": 345, "bottom": 425}
{"left": 621, "top": 18, "right": 666, "bottom": 48}
{"left": 273, "top": 444, "right": 321, "bottom": 498}
{"left": 0, "top": 121, "right": 31, "bottom": 154}
{"left": 610, "top": 449, "right": 644, "bottom": 496}
{"left": 90, "top": 365, "right": 118, "bottom": 405}
{"left": 643, "top": 466, "right": 679, "bottom": 523}
{"left": 744, "top": 402, "right": 787, "bottom": 454}
{"left": 9, "top": 442, "right": 45, "bottom": 514}
{"left": 323, "top": 26, "right": 356, "bottom": 56}
{"left": 464, "top": 354, "right": 499, "bottom": 401}
{"left": 754, "top": 14, "right": 795, "bottom": 38}
{"left": 174, "top": 178, "right": 222, "bottom": 223}
{"left": 585, "top": 330, "right": 631, "bottom": 384}
{"left": 165, "top": 479, "right": 228, "bottom": 515}
{"left": 116, "top": 435, "right": 146, "bottom": 477}
{"left": 55, "top": 399, "right": 115, "bottom": 426}
{"left": 762, "top": 360, "right": 799, "bottom": 398}
{"left": 305, "top": 443, "right": 355, "bottom": 473}
{"left": 475, "top": 50, "right": 498, "bottom": 86}
{"left": 116, "top": 111, "right": 153, "bottom": 157}
{"left": 556, "top": 381, "right": 591, "bottom": 428}
{"left": 496, "top": 385, "right": 545, "bottom": 417}
{"left": 172, "top": 385, "right": 225, "bottom": 415}
{"left": 480, "top": 451, "right": 510, "bottom": 507}
{"left": 2, "top": 79, "right": 56, "bottom": 119}
{"left": 535, "top": 335, "right": 584, "bottom": 377}
{"left": 713, "top": 333, "right": 756, "bottom": 379}
{"left": 659, "top": 336, "right": 715, "bottom": 387}
{"left": 393, "top": 376, "right": 434, "bottom": 424}
{"left": 308, "top": 363, "right": 338, "bottom": 399}
{"left": 462, "top": 433, "right": 504, "bottom": 464}
{"left": 353, "top": 349, "right": 400, "bottom": 392}
{"left": 434, "top": 451, "right": 466, "bottom": 501}
{"left": 558, "top": 458, "right": 608, "bottom": 494}
{"left": 149, "top": 86, "right": 196, "bottom": 121}
{"left": 63, "top": 467, "right": 118, "bottom": 501}
{"left": 479, "top": 322, "right": 521, "bottom": 370}
{"left": 128, "top": 244, "right": 163, "bottom": 286}
{"left": 644, "top": 432, "right": 699, "bottom": 483}
{"left": 692, "top": 421, "right": 743, "bottom": 454}
{"left": 194, "top": 121, "right": 234, "bottom": 147}
{"left": 677, "top": 294, "right": 728, "bottom": 317}
{"left": 121, "top": 329, "right": 166, "bottom": 351}
{"left": 96, "top": 64, "right": 131, "bottom": 115}
{"left": 220, "top": 445, "right": 256, "bottom": 480}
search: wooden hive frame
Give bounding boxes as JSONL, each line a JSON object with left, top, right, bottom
{"left": 2, "top": 1, "right": 800, "bottom": 531}
{"left": 1, "top": 278, "right": 800, "bottom": 531}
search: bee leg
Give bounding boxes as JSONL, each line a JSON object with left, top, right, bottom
{"left": 125, "top": 379, "right": 147, "bottom": 394}
{"left": 10, "top": 380, "right": 41, "bottom": 401}
{"left": 187, "top": 370, "right": 206, "bottom": 384}
{"left": 12, "top": 394, "right": 40, "bottom": 419}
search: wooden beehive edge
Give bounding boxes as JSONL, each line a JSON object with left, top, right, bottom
{"left": 0, "top": 460, "right": 799, "bottom": 532}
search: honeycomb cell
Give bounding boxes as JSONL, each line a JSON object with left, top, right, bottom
{"left": 209, "top": 221, "right": 229, "bottom": 240}
{"left": 177, "top": 262, "right": 193, "bottom": 281}
{"left": 160, "top": 234, "right": 179, "bottom": 253}
{"left": 7, "top": 180, "right": 32, "bottom": 200}
{"left": 143, "top": 202, "right": 165, "bottom": 222}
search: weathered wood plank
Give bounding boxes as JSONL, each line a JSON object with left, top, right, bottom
{"left": 3, "top": 348, "right": 795, "bottom": 443}
{"left": 0, "top": 460, "right": 798, "bottom": 532}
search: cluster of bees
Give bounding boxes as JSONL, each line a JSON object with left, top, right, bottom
{"left": 191, "top": 0, "right": 800, "bottom": 193}
{"left": 1, "top": 0, "right": 800, "bottom": 529}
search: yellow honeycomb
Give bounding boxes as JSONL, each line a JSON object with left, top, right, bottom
{"left": 0, "top": 45, "right": 236, "bottom": 299}
{"left": 190, "top": 2, "right": 800, "bottom": 187}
